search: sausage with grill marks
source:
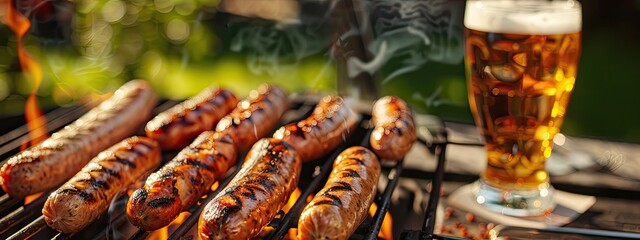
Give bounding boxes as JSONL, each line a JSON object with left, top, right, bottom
{"left": 198, "top": 138, "right": 301, "bottom": 239}
{"left": 42, "top": 136, "right": 161, "bottom": 234}
{"left": 126, "top": 84, "right": 287, "bottom": 231}
{"left": 126, "top": 131, "right": 237, "bottom": 231}
{"left": 297, "top": 146, "right": 381, "bottom": 240}
{"left": 273, "top": 95, "right": 359, "bottom": 162}
{"left": 216, "top": 84, "right": 289, "bottom": 152}
{"left": 145, "top": 87, "right": 238, "bottom": 150}
{"left": 370, "top": 96, "right": 417, "bottom": 161}
{"left": 0, "top": 80, "right": 156, "bottom": 199}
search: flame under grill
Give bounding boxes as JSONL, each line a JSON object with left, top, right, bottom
{"left": 0, "top": 96, "right": 456, "bottom": 240}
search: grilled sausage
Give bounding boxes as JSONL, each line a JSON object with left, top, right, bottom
{"left": 145, "top": 87, "right": 238, "bottom": 150}
{"left": 273, "top": 95, "right": 359, "bottom": 162}
{"left": 0, "top": 80, "right": 156, "bottom": 198}
{"left": 126, "top": 131, "right": 237, "bottom": 231}
{"left": 198, "top": 138, "right": 301, "bottom": 239}
{"left": 297, "top": 146, "right": 381, "bottom": 240}
{"left": 42, "top": 136, "right": 161, "bottom": 234}
{"left": 370, "top": 96, "right": 417, "bottom": 161}
{"left": 215, "top": 84, "right": 289, "bottom": 152}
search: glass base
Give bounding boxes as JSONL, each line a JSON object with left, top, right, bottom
{"left": 473, "top": 180, "right": 555, "bottom": 217}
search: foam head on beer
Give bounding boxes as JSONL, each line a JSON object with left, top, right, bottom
{"left": 464, "top": 0, "right": 581, "bottom": 34}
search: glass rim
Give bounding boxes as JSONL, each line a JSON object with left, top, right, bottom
{"left": 465, "top": 0, "right": 582, "bottom": 13}
{"left": 464, "top": 0, "right": 582, "bottom": 34}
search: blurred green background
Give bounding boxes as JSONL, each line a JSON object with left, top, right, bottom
{"left": 0, "top": 0, "right": 639, "bottom": 143}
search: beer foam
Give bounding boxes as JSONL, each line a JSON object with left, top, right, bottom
{"left": 465, "top": 0, "right": 581, "bottom": 34}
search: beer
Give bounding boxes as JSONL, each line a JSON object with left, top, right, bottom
{"left": 464, "top": 0, "right": 581, "bottom": 215}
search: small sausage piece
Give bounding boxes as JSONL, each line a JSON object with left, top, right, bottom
{"left": 42, "top": 136, "right": 161, "bottom": 234}
{"left": 145, "top": 87, "right": 238, "bottom": 150}
{"left": 1, "top": 80, "right": 156, "bottom": 198}
{"left": 370, "top": 96, "right": 416, "bottom": 161}
{"left": 273, "top": 95, "right": 359, "bottom": 162}
{"left": 298, "top": 146, "right": 380, "bottom": 240}
{"left": 216, "top": 84, "right": 289, "bottom": 152}
{"left": 127, "top": 132, "right": 237, "bottom": 231}
{"left": 198, "top": 138, "right": 301, "bottom": 240}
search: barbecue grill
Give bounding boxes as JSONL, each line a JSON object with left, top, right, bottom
{"left": 3, "top": 0, "right": 640, "bottom": 239}
{"left": 0, "top": 96, "right": 467, "bottom": 240}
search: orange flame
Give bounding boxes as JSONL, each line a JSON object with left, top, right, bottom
{"left": 258, "top": 188, "right": 303, "bottom": 238}
{"left": 369, "top": 202, "right": 394, "bottom": 240}
{"left": 282, "top": 188, "right": 302, "bottom": 214}
{"left": 210, "top": 181, "right": 220, "bottom": 192}
{"left": 21, "top": 95, "right": 48, "bottom": 150}
{"left": 285, "top": 228, "right": 298, "bottom": 240}
{"left": 24, "top": 192, "right": 44, "bottom": 205}
{"left": 148, "top": 211, "right": 191, "bottom": 240}
{"left": 169, "top": 211, "right": 191, "bottom": 230}
{"left": 148, "top": 227, "right": 168, "bottom": 240}
{"left": 5, "top": 0, "right": 49, "bottom": 150}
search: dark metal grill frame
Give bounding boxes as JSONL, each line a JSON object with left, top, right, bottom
{"left": 0, "top": 97, "right": 461, "bottom": 240}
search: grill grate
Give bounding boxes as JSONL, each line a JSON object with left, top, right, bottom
{"left": 0, "top": 96, "right": 461, "bottom": 240}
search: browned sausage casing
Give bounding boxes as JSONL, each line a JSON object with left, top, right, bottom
{"left": 273, "top": 95, "right": 359, "bottom": 162}
{"left": 42, "top": 136, "right": 161, "bottom": 234}
{"left": 297, "top": 146, "right": 381, "bottom": 240}
{"left": 145, "top": 87, "right": 238, "bottom": 150}
{"left": 370, "top": 96, "right": 417, "bottom": 161}
{"left": 198, "top": 138, "right": 301, "bottom": 239}
{"left": 216, "top": 84, "right": 289, "bottom": 152}
{"left": 126, "top": 131, "right": 237, "bottom": 231}
{"left": 0, "top": 80, "right": 156, "bottom": 198}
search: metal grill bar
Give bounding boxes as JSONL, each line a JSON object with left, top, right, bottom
{"left": 422, "top": 130, "right": 448, "bottom": 235}
{"left": 52, "top": 231, "right": 71, "bottom": 240}
{"left": 0, "top": 194, "right": 21, "bottom": 216}
{"left": 99, "top": 210, "right": 132, "bottom": 240}
{"left": 128, "top": 229, "right": 148, "bottom": 240}
{"left": 0, "top": 102, "right": 92, "bottom": 146}
{"left": 6, "top": 215, "right": 46, "bottom": 240}
{"left": 365, "top": 160, "right": 403, "bottom": 240}
{"left": 0, "top": 191, "right": 48, "bottom": 237}
{"left": 0, "top": 102, "right": 97, "bottom": 161}
{"left": 400, "top": 119, "right": 473, "bottom": 240}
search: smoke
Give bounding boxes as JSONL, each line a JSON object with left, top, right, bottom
{"left": 412, "top": 86, "right": 456, "bottom": 108}
{"left": 13, "top": 0, "right": 74, "bottom": 45}
{"left": 228, "top": 21, "right": 330, "bottom": 77}
{"left": 219, "top": 0, "right": 465, "bottom": 101}
{"left": 347, "top": 0, "right": 465, "bottom": 85}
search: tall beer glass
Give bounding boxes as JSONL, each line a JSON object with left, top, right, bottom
{"left": 464, "top": 0, "right": 581, "bottom": 216}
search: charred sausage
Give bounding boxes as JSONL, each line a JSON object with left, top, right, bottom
{"left": 273, "top": 95, "right": 359, "bottom": 162}
{"left": 126, "top": 132, "right": 237, "bottom": 231}
{"left": 1, "top": 80, "right": 156, "bottom": 198}
{"left": 370, "top": 96, "right": 416, "bottom": 161}
{"left": 42, "top": 136, "right": 161, "bottom": 234}
{"left": 145, "top": 87, "right": 238, "bottom": 150}
{"left": 215, "top": 84, "right": 289, "bottom": 152}
{"left": 297, "top": 146, "right": 381, "bottom": 240}
{"left": 198, "top": 138, "right": 301, "bottom": 239}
